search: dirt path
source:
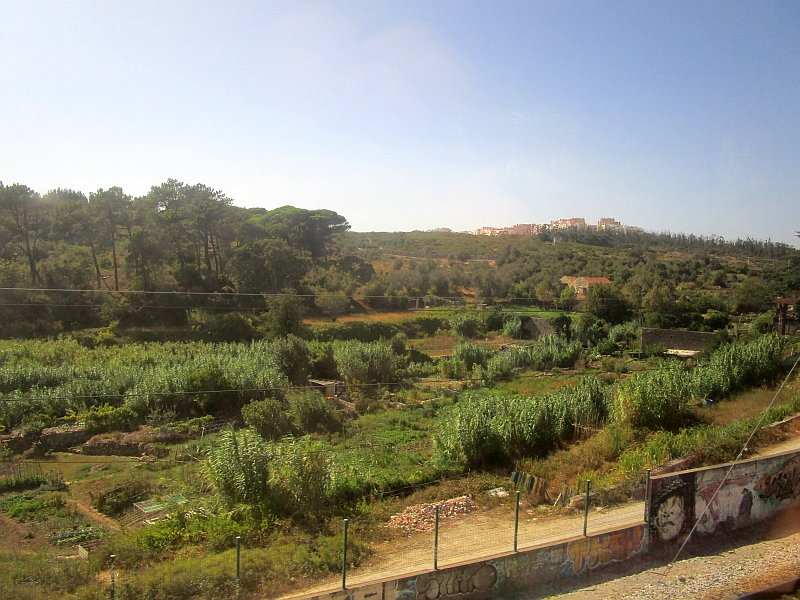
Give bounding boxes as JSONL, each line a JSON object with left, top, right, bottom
{"left": 73, "top": 500, "right": 121, "bottom": 532}
{"left": 285, "top": 432, "right": 800, "bottom": 599}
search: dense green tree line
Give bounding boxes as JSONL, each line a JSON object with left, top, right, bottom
{"left": 0, "top": 180, "right": 348, "bottom": 292}
{"left": 1, "top": 179, "right": 797, "bottom": 338}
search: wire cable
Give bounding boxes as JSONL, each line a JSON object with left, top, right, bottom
{"left": 0, "top": 370, "right": 591, "bottom": 403}
{"left": 0, "top": 357, "right": 744, "bottom": 404}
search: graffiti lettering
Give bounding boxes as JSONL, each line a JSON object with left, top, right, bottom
{"left": 755, "top": 455, "right": 800, "bottom": 502}
{"left": 415, "top": 564, "right": 497, "bottom": 599}
{"left": 566, "top": 526, "right": 644, "bottom": 575}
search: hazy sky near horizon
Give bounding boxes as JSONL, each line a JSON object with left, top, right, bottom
{"left": 1, "top": 1, "right": 799, "bottom": 245}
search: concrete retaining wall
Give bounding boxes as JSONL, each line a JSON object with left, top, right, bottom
{"left": 302, "top": 524, "right": 649, "bottom": 600}
{"left": 296, "top": 449, "right": 800, "bottom": 600}
{"left": 648, "top": 449, "right": 800, "bottom": 547}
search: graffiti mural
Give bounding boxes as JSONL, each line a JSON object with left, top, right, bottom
{"left": 566, "top": 526, "right": 645, "bottom": 575}
{"left": 650, "top": 451, "right": 800, "bottom": 543}
{"left": 415, "top": 564, "right": 497, "bottom": 599}
{"left": 695, "top": 463, "right": 762, "bottom": 535}
{"left": 649, "top": 472, "right": 695, "bottom": 543}
{"left": 503, "top": 545, "right": 566, "bottom": 580}
{"left": 755, "top": 454, "right": 800, "bottom": 502}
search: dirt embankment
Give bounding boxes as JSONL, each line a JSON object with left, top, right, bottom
{"left": 82, "top": 427, "right": 188, "bottom": 457}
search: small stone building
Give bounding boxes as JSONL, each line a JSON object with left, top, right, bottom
{"left": 559, "top": 276, "right": 612, "bottom": 298}
{"left": 640, "top": 328, "right": 716, "bottom": 358}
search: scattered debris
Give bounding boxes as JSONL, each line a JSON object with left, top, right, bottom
{"left": 387, "top": 496, "right": 477, "bottom": 533}
{"left": 510, "top": 471, "right": 549, "bottom": 504}
{"left": 487, "top": 487, "right": 509, "bottom": 498}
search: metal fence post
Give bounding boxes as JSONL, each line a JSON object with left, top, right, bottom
{"left": 433, "top": 504, "right": 440, "bottom": 570}
{"left": 342, "top": 519, "right": 349, "bottom": 589}
{"left": 583, "top": 480, "right": 591, "bottom": 537}
{"left": 514, "top": 490, "right": 520, "bottom": 552}
{"left": 110, "top": 554, "right": 115, "bottom": 600}
{"left": 235, "top": 536, "right": 241, "bottom": 598}
{"left": 644, "top": 469, "right": 651, "bottom": 523}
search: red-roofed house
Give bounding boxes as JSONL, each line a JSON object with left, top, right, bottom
{"left": 560, "top": 276, "right": 612, "bottom": 298}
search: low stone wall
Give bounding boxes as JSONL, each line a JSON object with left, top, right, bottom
{"left": 82, "top": 429, "right": 178, "bottom": 458}
{"left": 40, "top": 425, "right": 92, "bottom": 451}
{"left": 640, "top": 328, "right": 715, "bottom": 353}
{"left": 0, "top": 431, "right": 36, "bottom": 454}
{"left": 0, "top": 425, "right": 91, "bottom": 454}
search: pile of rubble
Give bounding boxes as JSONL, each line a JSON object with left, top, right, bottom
{"left": 387, "top": 496, "right": 477, "bottom": 533}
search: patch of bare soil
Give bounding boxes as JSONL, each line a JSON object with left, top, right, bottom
{"left": 0, "top": 511, "right": 50, "bottom": 553}
{"left": 72, "top": 500, "right": 121, "bottom": 532}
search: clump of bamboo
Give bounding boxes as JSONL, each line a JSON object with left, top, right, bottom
{"left": 433, "top": 376, "right": 611, "bottom": 468}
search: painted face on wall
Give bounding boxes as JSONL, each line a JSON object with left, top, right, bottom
{"left": 654, "top": 494, "right": 686, "bottom": 541}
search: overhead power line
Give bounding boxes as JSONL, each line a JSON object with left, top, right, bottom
{"left": 0, "top": 286, "right": 627, "bottom": 304}
{"left": 0, "top": 360, "right": 752, "bottom": 404}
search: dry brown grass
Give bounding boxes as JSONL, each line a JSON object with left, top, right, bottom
{"left": 690, "top": 383, "right": 798, "bottom": 426}
{"left": 518, "top": 423, "right": 638, "bottom": 503}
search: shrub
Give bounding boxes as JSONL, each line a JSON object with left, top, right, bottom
{"left": 308, "top": 342, "right": 337, "bottom": 379}
{"left": 484, "top": 352, "right": 513, "bottom": 380}
{"left": 438, "top": 358, "right": 467, "bottom": 380}
{"left": 188, "top": 310, "right": 255, "bottom": 342}
{"left": 287, "top": 391, "right": 340, "bottom": 434}
{"left": 406, "top": 315, "right": 448, "bottom": 337}
{"left": 608, "top": 321, "right": 640, "bottom": 346}
{"left": 206, "top": 429, "right": 333, "bottom": 517}
{"left": 449, "top": 313, "right": 484, "bottom": 338}
{"left": 748, "top": 312, "right": 774, "bottom": 335}
{"left": 703, "top": 310, "right": 730, "bottom": 331}
{"left": 242, "top": 399, "right": 293, "bottom": 440}
{"left": 332, "top": 340, "right": 401, "bottom": 383}
{"left": 259, "top": 294, "right": 305, "bottom": 339}
{"left": 502, "top": 316, "right": 523, "bottom": 339}
{"left": 268, "top": 335, "right": 310, "bottom": 385}
{"left": 452, "top": 342, "right": 491, "bottom": 370}
{"left": 85, "top": 404, "right": 139, "bottom": 434}
{"left": 185, "top": 366, "right": 240, "bottom": 416}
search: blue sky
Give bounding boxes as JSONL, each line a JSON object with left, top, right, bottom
{"left": 1, "top": 1, "right": 798, "bottom": 245}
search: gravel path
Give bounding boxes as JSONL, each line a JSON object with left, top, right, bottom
{"left": 513, "top": 506, "right": 800, "bottom": 600}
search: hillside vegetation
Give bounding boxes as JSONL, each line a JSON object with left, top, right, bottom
{"left": 0, "top": 178, "right": 799, "bottom": 599}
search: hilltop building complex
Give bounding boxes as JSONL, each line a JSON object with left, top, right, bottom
{"left": 472, "top": 217, "right": 643, "bottom": 236}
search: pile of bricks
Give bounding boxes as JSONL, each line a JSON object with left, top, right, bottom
{"left": 387, "top": 496, "right": 477, "bottom": 533}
